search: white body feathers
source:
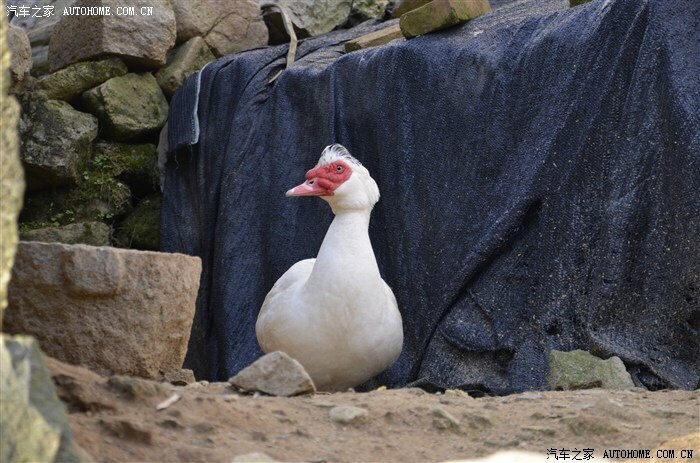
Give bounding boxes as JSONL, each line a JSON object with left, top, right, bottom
{"left": 255, "top": 145, "right": 403, "bottom": 391}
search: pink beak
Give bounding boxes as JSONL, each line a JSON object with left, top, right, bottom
{"left": 285, "top": 178, "right": 328, "bottom": 197}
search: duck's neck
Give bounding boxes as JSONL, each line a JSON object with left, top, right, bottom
{"left": 307, "top": 208, "right": 380, "bottom": 287}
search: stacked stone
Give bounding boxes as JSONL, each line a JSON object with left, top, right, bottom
{"left": 9, "top": 0, "right": 270, "bottom": 250}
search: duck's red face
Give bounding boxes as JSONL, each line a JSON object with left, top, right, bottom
{"left": 286, "top": 160, "right": 353, "bottom": 197}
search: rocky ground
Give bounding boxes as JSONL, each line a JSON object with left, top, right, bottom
{"left": 47, "top": 358, "right": 698, "bottom": 463}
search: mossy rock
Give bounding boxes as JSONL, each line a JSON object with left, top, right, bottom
{"left": 18, "top": 139, "right": 149, "bottom": 233}
{"left": 81, "top": 73, "right": 168, "bottom": 141}
{"left": 548, "top": 350, "right": 635, "bottom": 391}
{"left": 115, "top": 194, "right": 161, "bottom": 250}
{"left": 18, "top": 94, "right": 98, "bottom": 190}
{"left": 0, "top": 334, "right": 93, "bottom": 463}
{"left": 92, "top": 141, "right": 158, "bottom": 195}
{"left": 20, "top": 176, "right": 131, "bottom": 228}
{"left": 34, "top": 58, "right": 127, "bottom": 101}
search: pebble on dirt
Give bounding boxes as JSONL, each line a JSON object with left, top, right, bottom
{"left": 329, "top": 405, "right": 369, "bottom": 425}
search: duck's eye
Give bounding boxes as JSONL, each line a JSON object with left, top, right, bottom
{"left": 336, "top": 166, "right": 344, "bottom": 173}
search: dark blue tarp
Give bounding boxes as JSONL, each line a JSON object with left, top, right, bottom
{"left": 162, "top": 0, "right": 700, "bottom": 393}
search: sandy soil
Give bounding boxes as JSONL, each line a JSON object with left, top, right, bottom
{"left": 47, "top": 358, "right": 699, "bottom": 463}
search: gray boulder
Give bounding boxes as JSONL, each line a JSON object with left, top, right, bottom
{"left": 10, "top": 0, "right": 75, "bottom": 75}
{"left": 351, "top": 0, "right": 392, "bottom": 21}
{"left": 548, "top": 349, "right": 636, "bottom": 391}
{"left": 21, "top": 222, "right": 111, "bottom": 246}
{"left": 8, "top": 24, "right": 31, "bottom": 92}
{"left": 172, "top": 0, "right": 268, "bottom": 57}
{"left": 81, "top": 73, "right": 168, "bottom": 141}
{"left": 48, "top": 0, "right": 176, "bottom": 71}
{"left": 35, "top": 57, "right": 127, "bottom": 101}
{"left": 260, "top": 0, "right": 352, "bottom": 40}
{"left": 155, "top": 37, "right": 215, "bottom": 98}
{"left": 18, "top": 95, "right": 98, "bottom": 190}
{"left": 0, "top": 335, "right": 92, "bottom": 463}
{"left": 5, "top": 242, "right": 201, "bottom": 379}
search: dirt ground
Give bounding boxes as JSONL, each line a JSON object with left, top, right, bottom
{"left": 47, "top": 358, "right": 699, "bottom": 463}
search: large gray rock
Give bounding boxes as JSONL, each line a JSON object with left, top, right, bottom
{"left": 229, "top": 351, "right": 316, "bottom": 396}
{"left": 10, "top": 0, "right": 76, "bottom": 76}
{"left": 21, "top": 222, "right": 111, "bottom": 246}
{"left": 81, "top": 73, "right": 169, "bottom": 141}
{"left": 351, "top": 0, "right": 392, "bottom": 21}
{"left": 0, "top": 335, "right": 92, "bottom": 463}
{"left": 8, "top": 24, "right": 31, "bottom": 92}
{"left": 48, "top": 0, "right": 176, "bottom": 71}
{"left": 548, "top": 350, "right": 636, "bottom": 391}
{"left": 35, "top": 57, "right": 127, "bottom": 101}
{"left": 260, "top": 0, "right": 352, "bottom": 39}
{"left": 155, "top": 37, "right": 215, "bottom": 98}
{"left": 0, "top": 336, "right": 59, "bottom": 462}
{"left": 18, "top": 95, "right": 98, "bottom": 190}
{"left": 9, "top": 0, "right": 74, "bottom": 32}
{"left": 5, "top": 242, "right": 202, "bottom": 379}
{"left": 172, "top": 0, "right": 268, "bottom": 57}
{"left": 0, "top": 7, "right": 25, "bottom": 326}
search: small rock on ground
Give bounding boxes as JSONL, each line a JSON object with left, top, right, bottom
{"left": 432, "top": 407, "right": 460, "bottom": 430}
{"left": 329, "top": 405, "right": 369, "bottom": 425}
{"left": 229, "top": 351, "right": 316, "bottom": 397}
{"left": 548, "top": 350, "right": 635, "bottom": 391}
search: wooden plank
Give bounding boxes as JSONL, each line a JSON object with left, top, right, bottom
{"left": 345, "top": 24, "right": 404, "bottom": 53}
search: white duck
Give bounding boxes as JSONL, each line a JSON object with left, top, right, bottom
{"left": 256, "top": 144, "right": 403, "bottom": 391}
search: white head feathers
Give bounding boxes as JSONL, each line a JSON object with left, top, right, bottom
{"left": 317, "top": 144, "right": 380, "bottom": 212}
{"left": 317, "top": 144, "right": 365, "bottom": 171}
